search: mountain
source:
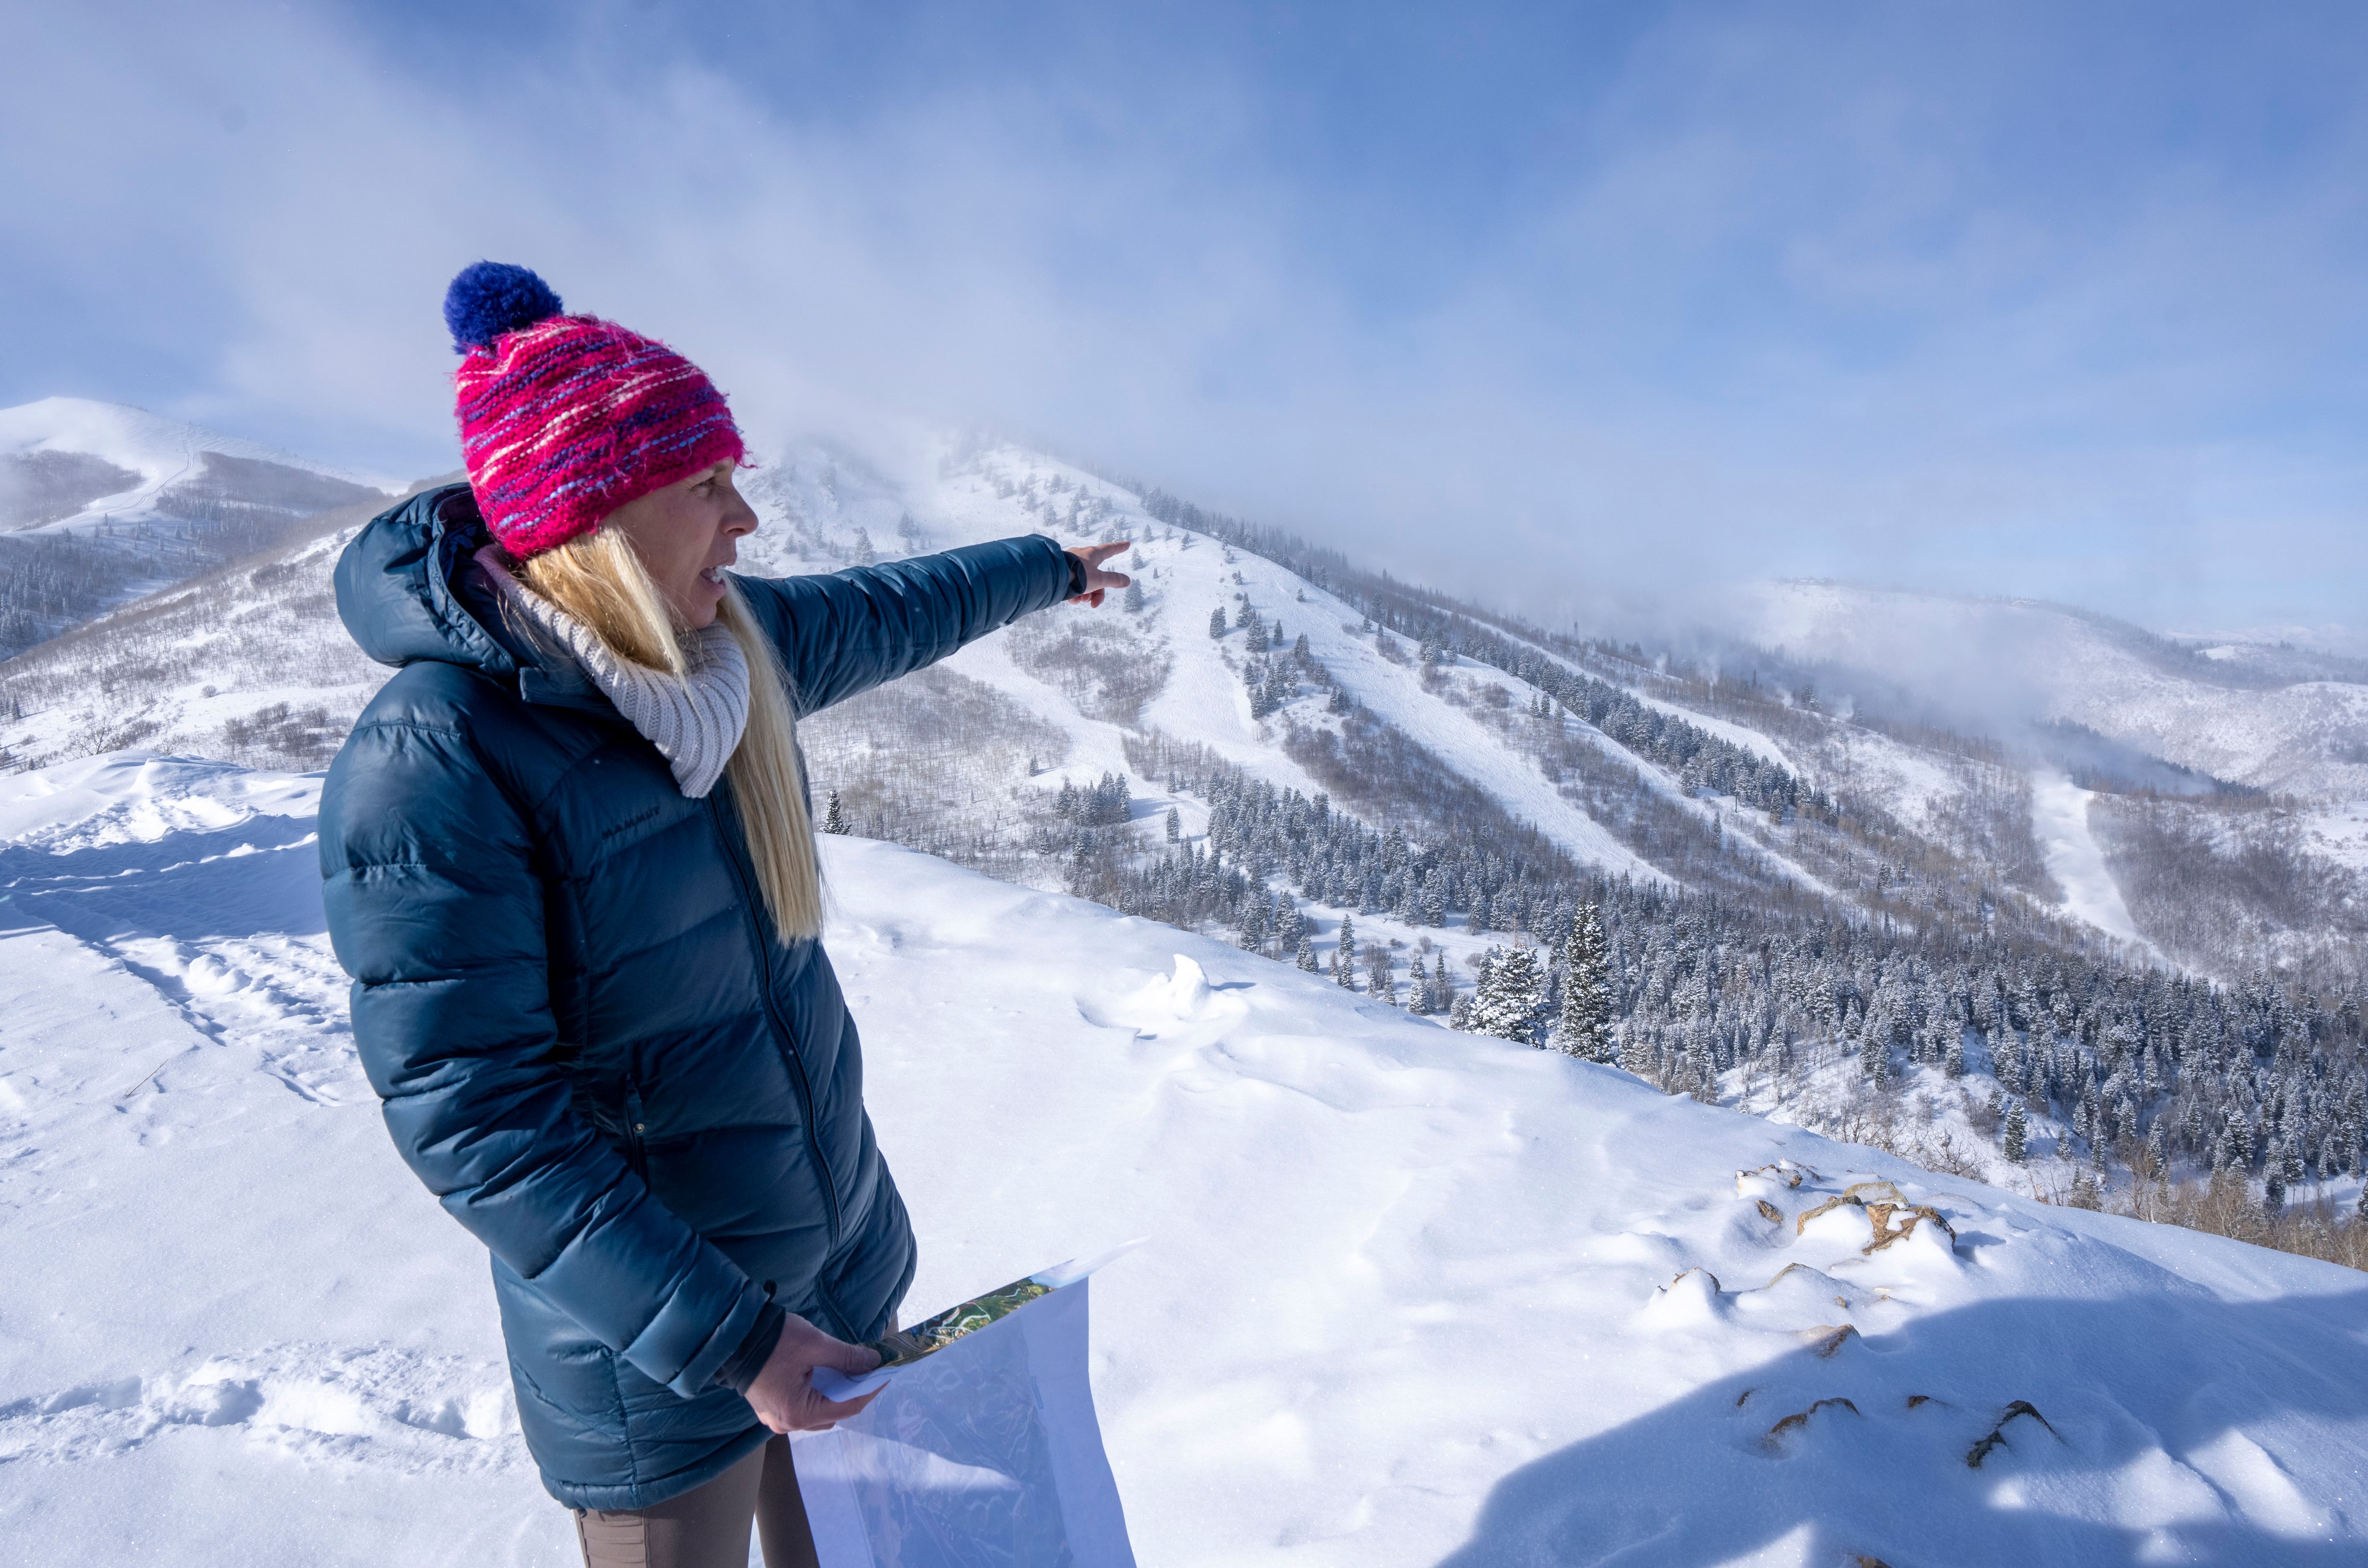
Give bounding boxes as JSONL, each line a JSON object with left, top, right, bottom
{"left": 2, "top": 425, "right": 2363, "bottom": 1224}
{"left": 0, "top": 398, "right": 396, "bottom": 660}
{"left": 1726, "top": 579, "right": 2368, "bottom": 800}
{"left": 2, "top": 753, "right": 2363, "bottom": 1566}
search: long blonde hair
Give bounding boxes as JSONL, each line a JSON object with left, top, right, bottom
{"left": 520, "top": 529, "right": 824, "bottom": 941}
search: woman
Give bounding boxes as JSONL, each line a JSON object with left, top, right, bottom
{"left": 319, "top": 262, "right": 1129, "bottom": 1567}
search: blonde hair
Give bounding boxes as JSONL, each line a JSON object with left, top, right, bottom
{"left": 520, "top": 528, "right": 824, "bottom": 941}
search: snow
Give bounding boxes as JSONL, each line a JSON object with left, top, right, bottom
{"left": 6, "top": 752, "right": 2367, "bottom": 1566}
{"left": 1735, "top": 580, "right": 2368, "bottom": 802}
{"left": 732, "top": 437, "right": 1666, "bottom": 884}
{"left": 0, "top": 397, "right": 393, "bottom": 527}
{"left": 2028, "top": 771, "right": 2158, "bottom": 959}
{"left": 2302, "top": 801, "right": 2368, "bottom": 872}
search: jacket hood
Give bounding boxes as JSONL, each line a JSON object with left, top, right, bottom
{"left": 336, "top": 484, "right": 522, "bottom": 678}
{"left": 336, "top": 485, "right": 636, "bottom": 717}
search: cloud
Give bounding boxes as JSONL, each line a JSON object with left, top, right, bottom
{"left": 4, "top": 0, "right": 2364, "bottom": 633}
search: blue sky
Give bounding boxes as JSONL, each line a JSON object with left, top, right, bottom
{"left": 5, "top": 0, "right": 2364, "bottom": 632}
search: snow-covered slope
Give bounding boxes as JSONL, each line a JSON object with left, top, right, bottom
{"left": 2, "top": 754, "right": 2362, "bottom": 1566}
{"left": 1735, "top": 580, "right": 2368, "bottom": 800}
{"left": 0, "top": 398, "right": 397, "bottom": 662}
{"left": 0, "top": 397, "right": 387, "bottom": 529}
{"left": 7, "top": 423, "right": 2357, "bottom": 988}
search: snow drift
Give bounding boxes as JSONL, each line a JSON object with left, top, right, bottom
{"left": 1, "top": 753, "right": 2363, "bottom": 1566}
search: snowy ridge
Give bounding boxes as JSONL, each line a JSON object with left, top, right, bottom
{"left": 736, "top": 436, "right": 1667, "bottom": 884}
{"left": 2, "top": 754, "right": 2363, "bottom": 1565}
{"left": 0, "top": 397, "right": 390, "bottom": 528}
{"left": 1733, "top": 579, "right": 2368, "bottom": 801}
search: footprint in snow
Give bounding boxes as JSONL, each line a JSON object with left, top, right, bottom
{"left": 0, "top": 1344, "right": 524, "bottom": 1475}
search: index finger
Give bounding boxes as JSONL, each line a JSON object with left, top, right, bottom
{"left": 1081, "top": 540, "right": 1131, "bottom": 564}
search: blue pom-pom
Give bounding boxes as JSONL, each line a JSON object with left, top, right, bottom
{"left": 443, "top": 261, "right": 564, "bottom": 352}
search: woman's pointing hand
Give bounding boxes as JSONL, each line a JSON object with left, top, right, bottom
{"left": 1064, "top": 541, "right": 1132, "bottom": 608}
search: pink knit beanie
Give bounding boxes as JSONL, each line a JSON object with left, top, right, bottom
{"left": 443, "top": 262, "right": 745, "bottom": 558}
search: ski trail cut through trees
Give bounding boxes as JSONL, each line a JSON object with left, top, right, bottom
{"left": 2028, "top": 770, "right": 2158, "bottom": 959}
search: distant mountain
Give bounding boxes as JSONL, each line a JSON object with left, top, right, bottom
{"left": 1, "top": 420, "right": 2364, "bottom": 1287}
{"left": 0, "top": 398, "right": 397, "bottom": 659}
{"left": 1726, "top": 580, "right": 2368, "bottom": 800}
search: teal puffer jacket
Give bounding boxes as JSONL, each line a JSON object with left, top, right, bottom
{"left": 319, "top": 485, "right": 1069, "bottom": 1510}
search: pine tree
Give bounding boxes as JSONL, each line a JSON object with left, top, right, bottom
{"left": 1473, "top": 946, "right": 1548, "bottom": 1046}
{"left": 1945, "top": 1032, "right": 1966, "bottom": 1078}
{"left": 2003, "top": 1099, "right": 2027, "bottom": 1163}
{"left": 1122, "top": 582, "right": 1144, "bottom": 612}
{"left": 1334, "top": 915, "right": 1357, "bottom": 988}
{"left": 1556, "top": 903, "right": 1614, "bottom": 1061}
{"left": 1208, "top": 607, "right": 1227, "bottom": 638}
{"left": 2264, "top": 1164, "right": 2287, "bottom": 1215}
{"left": 1166, "top": 806, "right": 1181, "bottom": 842}
{"left": 1857, "top": 1026, "right": 1887, "bottom": 1081}
{"left": 1295, "top": 936, "right": 1319, "bottom": 972}
{"left": 1366, "top": 939, "right": 1396, "bottom": 1005}
{"left": 822, "top": 790, "right": 849, "bottom": 834}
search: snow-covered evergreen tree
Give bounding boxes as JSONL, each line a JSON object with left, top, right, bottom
{"left": 823, "top": 789, "right": 849, "bottom": 835}
{"left": 1555, "top": 904, "right": 1614, "bottom": 1061}
{"left": 1208, "top": 607, "right": 1227, "bottom": 638}
{"left": 1472, "top": 946, "right": 1548, "bottom": 1046}
{"left": 2004, "top": 1099, "right": 2028, "bottom": 1163}
{"left": 1122, "top": 582, "right": 1144, "bottom": 613}
{"left": 1295, "top": 935, "right": 1318, "bottom": 972}
{"left": 1166, "top": 806, "right": 1181, "bottom": 842}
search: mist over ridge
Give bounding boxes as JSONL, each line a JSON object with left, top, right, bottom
{"left": 6, "top": 1, "right": 2366, "bottom": 632}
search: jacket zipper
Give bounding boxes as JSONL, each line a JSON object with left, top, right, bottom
{"left": 707, "top": 793, "right": 844, "bottom": 1244}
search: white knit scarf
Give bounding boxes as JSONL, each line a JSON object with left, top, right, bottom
{"left": 476, "top": 547, "right": 749, "bottom": 799}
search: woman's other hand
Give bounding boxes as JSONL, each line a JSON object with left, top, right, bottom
{"left": 1065, "top": 542, "right": 1132, "bottom": 608}
{"left": 744, "top": 1313, "right": 885, "bottom": 1434}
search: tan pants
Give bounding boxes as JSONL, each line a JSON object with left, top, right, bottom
{"left": 574, "top": 1435, "right": 820, "bottom": 1568}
